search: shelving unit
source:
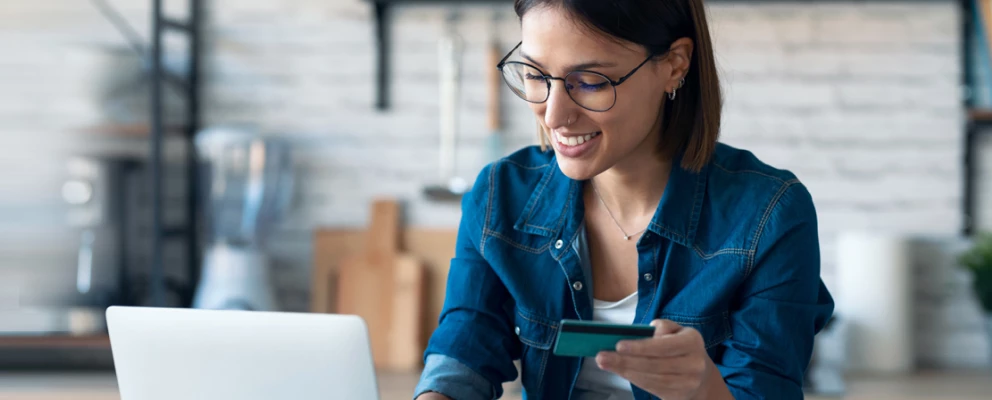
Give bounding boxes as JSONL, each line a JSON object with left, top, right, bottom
{"left": 963, "top": 0, "right": 992, "bottom": 236}
{"left": 85, "top": 0, "right": 204, "bottom": 307}
{"left": 148, "top": 0, "right": 203, "bottom": 308}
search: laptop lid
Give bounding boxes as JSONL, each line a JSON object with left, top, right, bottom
{"left": 106, "top": 306, "right": 379, "bottom": 400}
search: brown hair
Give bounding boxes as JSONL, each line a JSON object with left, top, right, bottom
{"left": 518, "top": 0, "right": 722, "bottom": 172}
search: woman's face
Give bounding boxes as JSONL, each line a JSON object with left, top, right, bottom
{"left": 520, "top": 6, "right": 678, "bottom": 180}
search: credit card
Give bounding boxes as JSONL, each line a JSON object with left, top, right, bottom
{"left": 552, "top": 319, "right": 655, "bottom": 358}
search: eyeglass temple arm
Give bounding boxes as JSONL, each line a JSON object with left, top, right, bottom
{"left": 497, "top": 41, "right": 523, "bottom": 69}
{"left": 614, "top": 53, "right": 657, "bottom": 86}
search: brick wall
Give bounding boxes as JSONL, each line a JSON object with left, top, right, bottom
{"left": 2, "top": 1, "right": 987, "bottom": 367}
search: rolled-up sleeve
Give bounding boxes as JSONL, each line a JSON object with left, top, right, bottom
{"left": 716, "top": 181, "right": 835, "bottom": 399}
{"left": 413, "top": 164, "right": 521, "bottom": 400}
{"left": 413, "top": 354, "right": 499, "bottom": 400}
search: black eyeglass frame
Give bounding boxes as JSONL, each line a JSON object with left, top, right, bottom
{"left": 495, "top": 41, "right": 659, "bottom": 112}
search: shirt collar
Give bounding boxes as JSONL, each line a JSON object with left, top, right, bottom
{"left": 513, "top": 150, "right": 708, "bottom": 248}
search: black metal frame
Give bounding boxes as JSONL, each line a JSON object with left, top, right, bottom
{"left": 496, "top": 40, "right": 661, "bottom": 112}
{"left": 150, "top": 0, "right": 202, "bottom": 307}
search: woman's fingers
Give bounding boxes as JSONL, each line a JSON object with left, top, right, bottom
{"left": 615, "top": 327, "right": 700, "bottom": 358}
{"left": 650, "top": 319, "right": 682, "bottom": 336}
{"left": 597, "top": 352, "right": 697, "bottom": 375}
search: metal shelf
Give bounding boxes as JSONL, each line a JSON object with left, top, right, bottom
{"left": 365, "top": 0, "right": 511, "bottom": 110}
{"left": 73, "top": 123, "right": 186, "bottom": 138}
{"left": 968, "top": 108, "right": 992, "bottom": 123}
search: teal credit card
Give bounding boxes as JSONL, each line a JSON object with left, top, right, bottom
{"left": 552, "top": 319, "right": 655, "bottom": 358}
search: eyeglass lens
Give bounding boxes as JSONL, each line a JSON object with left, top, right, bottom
{"left": 500, "top": 62, "right": 616, "bottom": 112}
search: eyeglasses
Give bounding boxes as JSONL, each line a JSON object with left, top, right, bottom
{"left": 496, "top": 41, "right": 657, "bottom": 112}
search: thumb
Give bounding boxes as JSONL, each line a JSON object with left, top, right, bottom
{"left": 650, "top": 319, "right": 682, "bottom": 337}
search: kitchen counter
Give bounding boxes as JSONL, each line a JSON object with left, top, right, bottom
{"left": 0, "top": 370, "right": 989, "bottom": 400}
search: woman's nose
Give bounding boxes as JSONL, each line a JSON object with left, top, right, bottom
{"left": 543, "top": 80, "right": 576, "bottom": 130}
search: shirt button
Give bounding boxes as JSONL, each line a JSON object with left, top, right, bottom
{"left": 554, "top": 239, "right": 564, "bottom": 249}
{"left": 514, "top": 326, "right": 521, "bottom": 335}
{"left": 572, "top": 281, "right": 583, "bottom": 291}
{"left": 643, "top": 273, "right": 654, "bottom": 281}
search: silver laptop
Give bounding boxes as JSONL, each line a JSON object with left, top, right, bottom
{"left": 106, "top": 306, "right": 380, "bottom": 400}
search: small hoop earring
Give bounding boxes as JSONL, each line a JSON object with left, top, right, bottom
{"left": 668, "top": 78, "right": 685, "bottom": 101}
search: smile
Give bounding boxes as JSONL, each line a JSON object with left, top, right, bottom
{"left": 556, "top": 132, "right": 601, "bottom": 147}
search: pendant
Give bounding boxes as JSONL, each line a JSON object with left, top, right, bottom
{"left": 624, "top": 235, "right": 630, "bottom": 241}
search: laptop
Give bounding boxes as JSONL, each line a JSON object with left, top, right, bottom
{"left": 106, "top": 306, "right": 380, "bottom": 400}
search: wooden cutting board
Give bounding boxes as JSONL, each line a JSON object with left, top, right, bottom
{"left": 333, "top": 199, "right": 430, "bottom": 371}
{"left": 312, "top": 226, "right": 457, "bottom": 358}
{"left": 387, "top": 253, "right": 428, "bottom": 369}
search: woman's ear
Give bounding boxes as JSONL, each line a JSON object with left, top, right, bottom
{"left": 665, "top": 38, "right": 694, "bottom": 90}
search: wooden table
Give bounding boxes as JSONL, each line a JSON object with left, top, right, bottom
{"left": 0, "top": 370, "right": 989, "bottom": 400}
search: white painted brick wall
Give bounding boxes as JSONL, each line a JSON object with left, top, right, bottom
{"left": 2, "top": 1, "right": 986, "bottom": 367}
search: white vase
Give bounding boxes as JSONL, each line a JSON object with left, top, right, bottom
{"left": 836, "top": 232, "right": 913, "bottom": 374}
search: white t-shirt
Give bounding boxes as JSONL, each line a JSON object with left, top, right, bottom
{"left": 572, "top": 291, "right": 638, "bottom": 400}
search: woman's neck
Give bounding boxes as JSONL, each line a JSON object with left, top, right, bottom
{"left": 589, "top": 150, "right": 672, "bottom": 223}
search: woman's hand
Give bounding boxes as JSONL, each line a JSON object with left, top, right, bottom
{"left": 595, "top": 319, "right": 733, "bottom": 400}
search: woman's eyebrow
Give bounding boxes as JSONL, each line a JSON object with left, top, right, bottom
{"left": 520, "top": 50, "right": 619, "bottom": 71}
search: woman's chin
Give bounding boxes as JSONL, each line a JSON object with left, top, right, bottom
{"left": 556, "top": 158, "right": 601, "bottom": 181}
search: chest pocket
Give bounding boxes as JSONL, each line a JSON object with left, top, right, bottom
{"left": 513, "top": 308, "right": 559, "bottom": 397}
{"left": 513, "top": 308, "right": 558, "bottom": 349}
{"left": 660, "top": 312, "right": 732, "bottom": 355}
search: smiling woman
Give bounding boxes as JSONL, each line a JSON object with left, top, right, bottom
{"left": 508, "top": 0, "right": 721, "bottom": 181}
{"left": 413, "top": 0, "right": 834, "bottom": 400}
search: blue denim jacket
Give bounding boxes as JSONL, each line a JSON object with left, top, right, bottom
{"left": 414, "top": 143, "right": 835, "bottom": 400}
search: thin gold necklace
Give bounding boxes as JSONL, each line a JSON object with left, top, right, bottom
{"left": 591, "top": 182, "right": 648, "bottom": 241}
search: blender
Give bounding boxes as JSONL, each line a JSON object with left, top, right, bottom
{"left": 192, "top": 126, "right": 294, "bottom": 311}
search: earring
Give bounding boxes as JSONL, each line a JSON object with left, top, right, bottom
{"left": 668, "top": 78, "right": 685, "bottom": 100}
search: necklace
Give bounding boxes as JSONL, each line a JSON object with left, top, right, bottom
{"left": 591, "top": 182, "right": 648, "bottom": 241}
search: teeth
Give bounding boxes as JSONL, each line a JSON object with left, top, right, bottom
{"left": 557, "top": 132, "right": 600, "bottom": 146}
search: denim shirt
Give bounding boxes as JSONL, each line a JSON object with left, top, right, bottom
{"left": 414, "top": 143, "right": 835, "bottom": 400}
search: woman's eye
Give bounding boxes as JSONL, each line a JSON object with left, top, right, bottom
{"left": 577, "top": 81, "right": 608, "bottom": 91}
{"left": 524, "top": 73, "right": 545, "bottom": 81}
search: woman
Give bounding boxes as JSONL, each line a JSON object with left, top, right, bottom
{"left": 414, "top": 0, "right": 834, "bottom": 399}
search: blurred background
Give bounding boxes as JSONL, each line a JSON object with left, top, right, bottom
{"left": 1, "top": 0, "right": 991, "bottom": 399}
